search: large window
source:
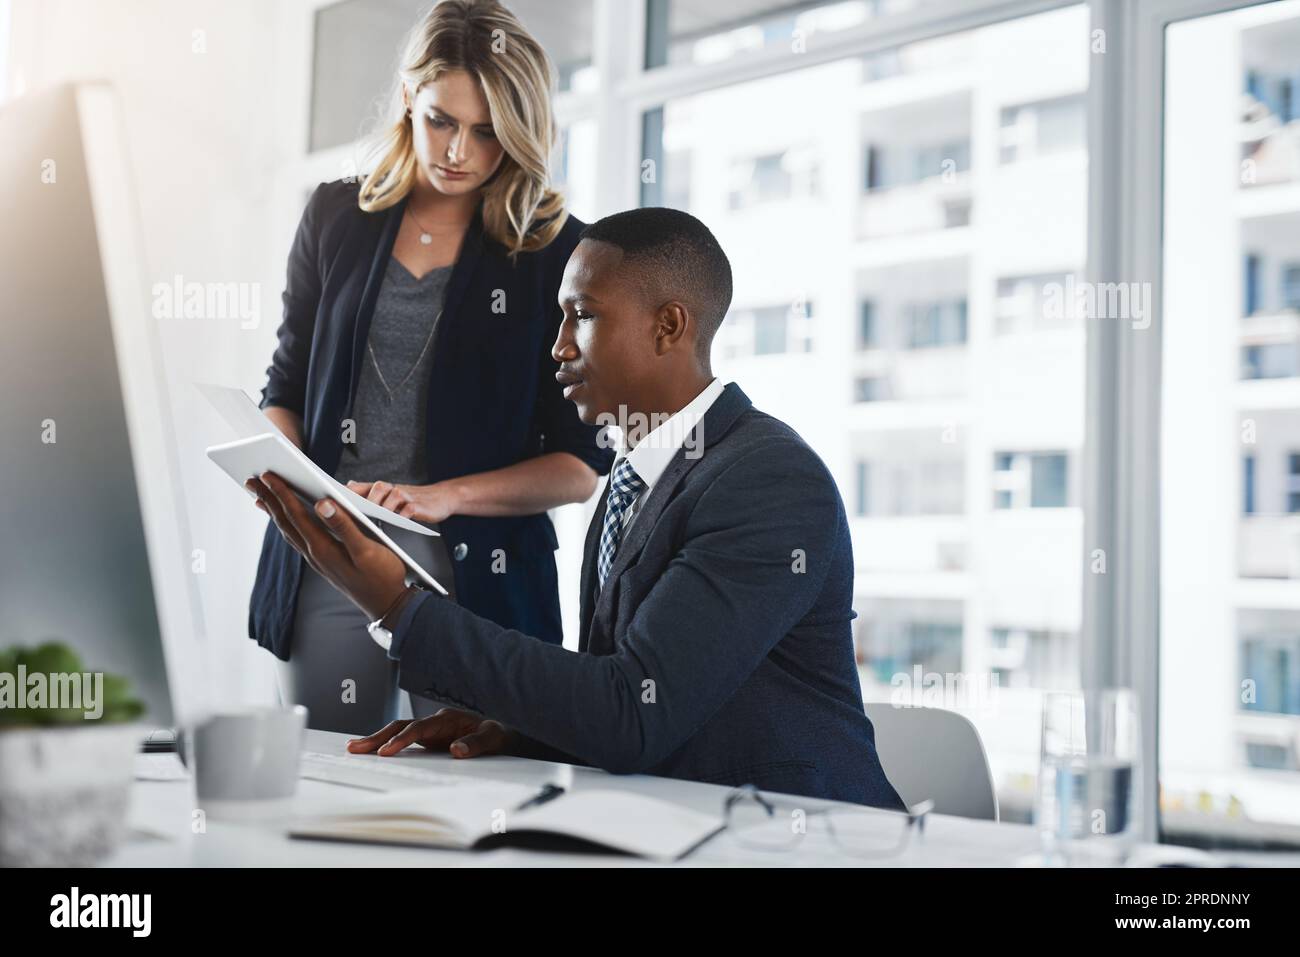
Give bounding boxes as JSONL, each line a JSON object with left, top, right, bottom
{"left": 642, "top": 4, "right": 1089, "bottom": 821}
{"left": 1163, "top": 0, "right": 1300, "bottom": 843}
{"left": 645, "top": 0, "right": 928, "bottom": 69}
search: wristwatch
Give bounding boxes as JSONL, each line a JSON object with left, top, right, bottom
{"left": 366, "top": 584, "right": 420, "bottom": 651}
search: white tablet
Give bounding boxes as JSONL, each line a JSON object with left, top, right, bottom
{"left": 196, "top": 383, "right": 434, "bottom": 538}
{"left": 206, "top": 432, "right": 448, "bottom": 595}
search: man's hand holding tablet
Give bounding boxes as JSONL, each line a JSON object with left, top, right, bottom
{"left": 246, "top": 473, "right": 415, "bottom": 627}
{"left": 207, "top": 432, "right": 448, "bottom": 595}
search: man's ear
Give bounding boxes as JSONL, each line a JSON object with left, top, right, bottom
{"left": 655, "top": 301, "right": 691, "bottom": 356}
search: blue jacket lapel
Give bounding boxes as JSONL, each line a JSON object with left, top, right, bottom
{"left": 346, "top": 197, "right": 402, "bottom": 406}
{"left": 578, "top": 383, "right": 754, "bottom": 652}
{"left": 427, "top": 198, "right": 487, "bottom": 362}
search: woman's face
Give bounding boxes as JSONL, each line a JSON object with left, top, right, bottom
{"left": 405, "top": 70, "right": 507, "bottom": 197}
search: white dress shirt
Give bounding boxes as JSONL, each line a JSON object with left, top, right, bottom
{"left": 612, "top": 378, "right": 726, "bottom": 537}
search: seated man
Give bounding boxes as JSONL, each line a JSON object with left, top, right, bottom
{"left": 248, "top": 207, "right": 903, "bottom": 810}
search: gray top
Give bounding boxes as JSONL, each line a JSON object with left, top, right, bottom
{"left": 334, "top": 257, "right": 453, "bottom": 487}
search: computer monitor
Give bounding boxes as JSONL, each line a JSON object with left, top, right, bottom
{"left": 0, "top": 83, "right": 204, "bottom": 729}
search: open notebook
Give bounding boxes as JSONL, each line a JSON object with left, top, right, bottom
{"left": 289, "top": 783, "right": 725, "bottom": 862}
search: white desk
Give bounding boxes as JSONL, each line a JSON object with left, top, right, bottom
{"left": 108, "top": 729, "right": 1045, "bottom": 867}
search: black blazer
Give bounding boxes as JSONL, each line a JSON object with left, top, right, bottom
{"left": 249, "top": 180, "right": 613, "bottom": 660}
{"left": 388, "top": 384, "right": 904, "bottom": 809}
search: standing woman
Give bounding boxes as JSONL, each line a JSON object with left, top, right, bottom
{"left": 251, "top": 0, "right": 612, "bottom": 733}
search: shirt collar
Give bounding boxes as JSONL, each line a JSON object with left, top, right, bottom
{"left": 618, "top": 378, "right": 726, "bottom": 492}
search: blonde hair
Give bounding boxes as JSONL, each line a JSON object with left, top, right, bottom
{"left": 358, "top": 0, "right": 567, "bottom": 258}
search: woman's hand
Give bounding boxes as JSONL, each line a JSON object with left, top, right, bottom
{"left": 347, "top": 480, "right": 460, "bottom": 524}
{"left": 346, "top": 709, "right": 514, "bottom": 758}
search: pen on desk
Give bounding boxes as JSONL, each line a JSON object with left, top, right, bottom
{"left": 514, "top": 783, "right": 566, "bottom": 811}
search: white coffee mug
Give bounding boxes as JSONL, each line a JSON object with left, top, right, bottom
{"left": 182, "top": 705, "right": 308, "bottom": 821}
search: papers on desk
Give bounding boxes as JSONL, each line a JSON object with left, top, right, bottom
{"left": 289, "top": 784, "right": 725, "bottom": 862}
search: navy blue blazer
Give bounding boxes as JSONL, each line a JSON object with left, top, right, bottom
{"left": 387, "top": 383, "right": 905, "bottom": 809}
{"left": 249, "top": 180, "right": 613, "bottom": 660}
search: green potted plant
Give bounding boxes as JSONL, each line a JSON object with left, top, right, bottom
{"left": 0, "top": 642, "right": 145, "bottom": 866}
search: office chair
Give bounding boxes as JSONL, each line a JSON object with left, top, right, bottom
{"left": 864, "top": 703, "right": 1000, "bottom": 821}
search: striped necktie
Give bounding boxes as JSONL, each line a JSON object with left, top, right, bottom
{"left": 597, "top": 457, "right": 646, "bottom": 590}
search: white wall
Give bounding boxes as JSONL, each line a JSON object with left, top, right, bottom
{"left": 6, "top": 0, "right": 313, "bottom": 709}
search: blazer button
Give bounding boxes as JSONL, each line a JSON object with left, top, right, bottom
{"left": 453, "top": 543, "right": 469, "bottom": 561}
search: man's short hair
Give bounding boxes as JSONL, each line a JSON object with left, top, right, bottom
{"left": 578, "top": 207, "right": 733, "bottom": 357}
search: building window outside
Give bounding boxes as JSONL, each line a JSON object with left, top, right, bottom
{"left": 994, "top": 451, "right": 1069, "bottom": 509}
{"left": 904, "top": 299, "right": 967, "bottom": 348}
{"left": 999, "top": 94, "right": 1085, "bottom": 163}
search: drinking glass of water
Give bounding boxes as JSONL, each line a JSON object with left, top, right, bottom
{"left": 1035, "top": 688, "right": 1140, "bottom": 865}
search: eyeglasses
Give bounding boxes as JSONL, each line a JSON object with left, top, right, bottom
{"left": 720, "top": 784, "right": 934, "bottom": 859}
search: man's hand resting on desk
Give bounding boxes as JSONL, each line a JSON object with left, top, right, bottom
{"left": 347, "top": 710, "right": 512, "bottom": 759}
{"left": 245, "top": 472, "right": 410, "bottom": 622}
{"left": 247, "top": 474, "right": 510, "bottom": 761}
